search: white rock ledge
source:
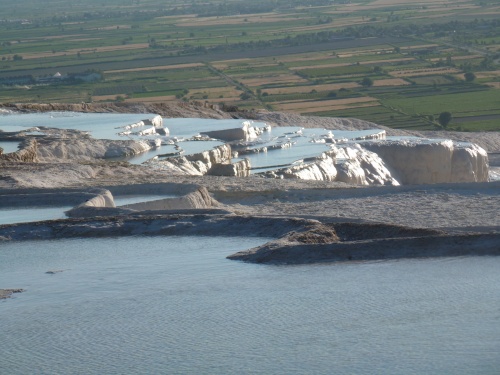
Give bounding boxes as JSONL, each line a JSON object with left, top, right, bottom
{"left": 201, "top": 121, "right": 269, "bottom": 141}
{"left": 148, "top": 144, "right": 250, "bottom": 177}
{"left": 362, "top": 139, "right": 489, "bottom": 184}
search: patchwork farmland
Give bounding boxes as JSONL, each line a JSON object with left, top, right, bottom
{"left": 0, "top": 0, "right": 499, "bottom": 131}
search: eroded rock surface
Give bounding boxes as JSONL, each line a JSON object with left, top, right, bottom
{"left": 261, "top": 144, "right": 398, "bottom": 185}
{"left": 208, "top": 159, "right": 251, "bottom": 177}
{"left": 36, "top": 133, "right": 157, "bottom": 162}
{"left": 0, "top": 139, "right": 38, "bottom": 162}
{"left": 363, "top": 140, "right": 489, "bottom": 184}
{"left": 121, "top": 187, "right": 216, "bottom": 211}
{"left": 201, "top": 121, "right": 267, "bottom": 141}
{"left": 148, "top": 144, "right": 250, "bottom": 177}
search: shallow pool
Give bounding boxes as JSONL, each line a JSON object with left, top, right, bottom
{"left": 1, "top": 236, "right": 499, "bottom": 374}
{"left": 0, "top": 112, "right": 149, "bottom": 140}
{"left": 0, "top": 206, "right": 72, "bottom": 225}
{"left": 113, "top": 194, "right": 179, "bottom": 207}
{"left": 0, "top": 141, "right": 20, "bottom": 154}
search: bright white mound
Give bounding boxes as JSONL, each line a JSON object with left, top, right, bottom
{"left": 362, "top": 139, "right": 489, "bottom": 184}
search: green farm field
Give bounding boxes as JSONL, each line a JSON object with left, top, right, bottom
{"left": 0, "top": 0, "right": 499, "bottom": 131}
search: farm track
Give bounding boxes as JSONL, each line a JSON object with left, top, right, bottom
{"left": 453, "top": 114, "right": 500, "bottom": 123}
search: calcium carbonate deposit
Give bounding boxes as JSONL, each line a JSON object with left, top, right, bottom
{"left": 0, "top": 112, "right": 490, "bottom": 185}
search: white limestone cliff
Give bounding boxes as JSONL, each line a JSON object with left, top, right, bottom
{"left": 263, "top": 151, "right": 338, "bottom": 181}
{"left": 333, "top": 144, "right": 398, "bottom": 185}
{"left": 451, "top": 143, "right": 489, "bottom": 183}
{"left": 120, "top": 187, "right": 216, "bottom": 211}
{"left": 201, "top": 121, "right": 268, "bottom": 141}
{"left": 262, "top": 144, "right": 398, "bottom": 185}
{"left": 74, "top": 189, "right": 115, "bottom": 208}
{"left": 148, "top": 144, "right": 249, "bottom": 176}
{"left": 362, "top": 139, "right": 489, "bottom": 184}
{"left": 143, "top": 115, "right": 163, "bottom": 128}
{"left": 119, "top": 115, "right": 169, "bottom": 136}
{"left": 208, "top": 159, "right": 251, "bottom": 177}
{"left": 0, "top": 139, "right": 38, "bottom": 162}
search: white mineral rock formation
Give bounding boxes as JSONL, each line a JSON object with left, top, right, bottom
{"left": 36, "top": 138, "right": 153, "bottom": 161}
{"left": 75, "top": 189, "right": 115, "bottom": 208}
{"left": 333, "top": 144, "right": 398, "bottom": 185}
{"left": 264, "top": 152, "right": 338, "bottom": 181}
{"left": 263, "top": 138, "right": 488, "bottom": 186}
{"left": 123, "top": 120, "right": 145, "bottom": 130}
{"left": 120, "top": 115, "right": 169, "bottom": 136}
{"left": 201, "top": 121, "right": 268, "bottom": 141}
{"left": 0, "top": 139, "right": 38, "bottom": 162}
{"left": 208, "top": 159, "right": 251, "bottom": 177}
{"left": 362, "top": 139, "right": 489, "bottom": 184}
{"left": 135, "top": 126, "right": 157, "bottom": 136}
{"left": 262, "top": 144, "right": 398, "bottom": 185}
{"left": 354, "top": 130, "right": 386, "bottom": 141}
{"left": 147, "top": 144, "right": 248, "bottom": 176}
{"left": 143, "top": 115, "right": 163, "bottom": 128}
{"left": 120, "top": 187, "right": 216, "bottom": 211}
{"left": 451, "top": 143, "right": 489, "bottom": 183}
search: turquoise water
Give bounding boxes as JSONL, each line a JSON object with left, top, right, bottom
{"left": 0, "top": 196, "right": 182, "bottom": 223}
{"left": 0, "top": 114, "right": 239, "bottom": 164}
{"left": 0, "top": 112, "right": 172, "bottom": 164}
{"left": 0, "top": 141, "right": 20, "bottom": 154}
{"left": 1, "top": 236, "right": 499, "bottom": 374}
{"left": 0, "top": 112, "right": 149, "bottom": 140}
{"left": 236, "top": 127, "right": 381, "bottom": 172}
{"left": 0, "top": 113, "right": 384, "bottom": 168}
{"left": 0, "top": 206, "right": 72, "bottom": 225}
{"left": 113, "top": 194, "right": 179, "bottom": 206}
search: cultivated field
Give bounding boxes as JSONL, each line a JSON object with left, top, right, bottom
{"left": 0, "top": 0, "right": 499, "bottom": 131}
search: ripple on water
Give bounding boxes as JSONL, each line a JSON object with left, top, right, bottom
{"left": 1, "top": 237, "right": 499, "bottom": 374}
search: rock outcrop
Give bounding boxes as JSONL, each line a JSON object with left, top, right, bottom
{"left": 36, "top": 138, "right": 156, "bottom": 161}
{"left": 208, "top": 159, "right": 251, "bottom": 177}
{"left": 0, "top": 139, "right": 38, "bottom": 162}
{"left": 201, "top": 121, "right": 267, "bottom": 141}
{"left": 121, "top": 186, "right": 216, "bottom": 211}
{"left": 333, "top": 144, "right": 398, "bottom": 185}
{"left": 263, "top": 151, "right": 338, "bottom": 181}
{"left": 143, "top": 115, "right": 163, "bottom": 128}
{"left": 261, "top": 144, "right": 398, "bottom": 185}
{"left": 362, "top": 139, "right": 489, "bottom": 184}
{"left": 260, "top": 139, "right": 488, "bottom": 186}
{"left": 451, "top": 143, "right": 490, "bottom": 183}
{"left": 74, "top": 189, "right": 116, "bottom": 208}
{"left": 148, "top": 144, "right": 250, "bottom": 176}
{"left": 63, "top": 189, "right": 117, "bottom": 217}
{"left": 1, "top": 103, "right": 491, "bottom": 186}
{"left": 118, "top": 115, "right": 168, "bottom": 137}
